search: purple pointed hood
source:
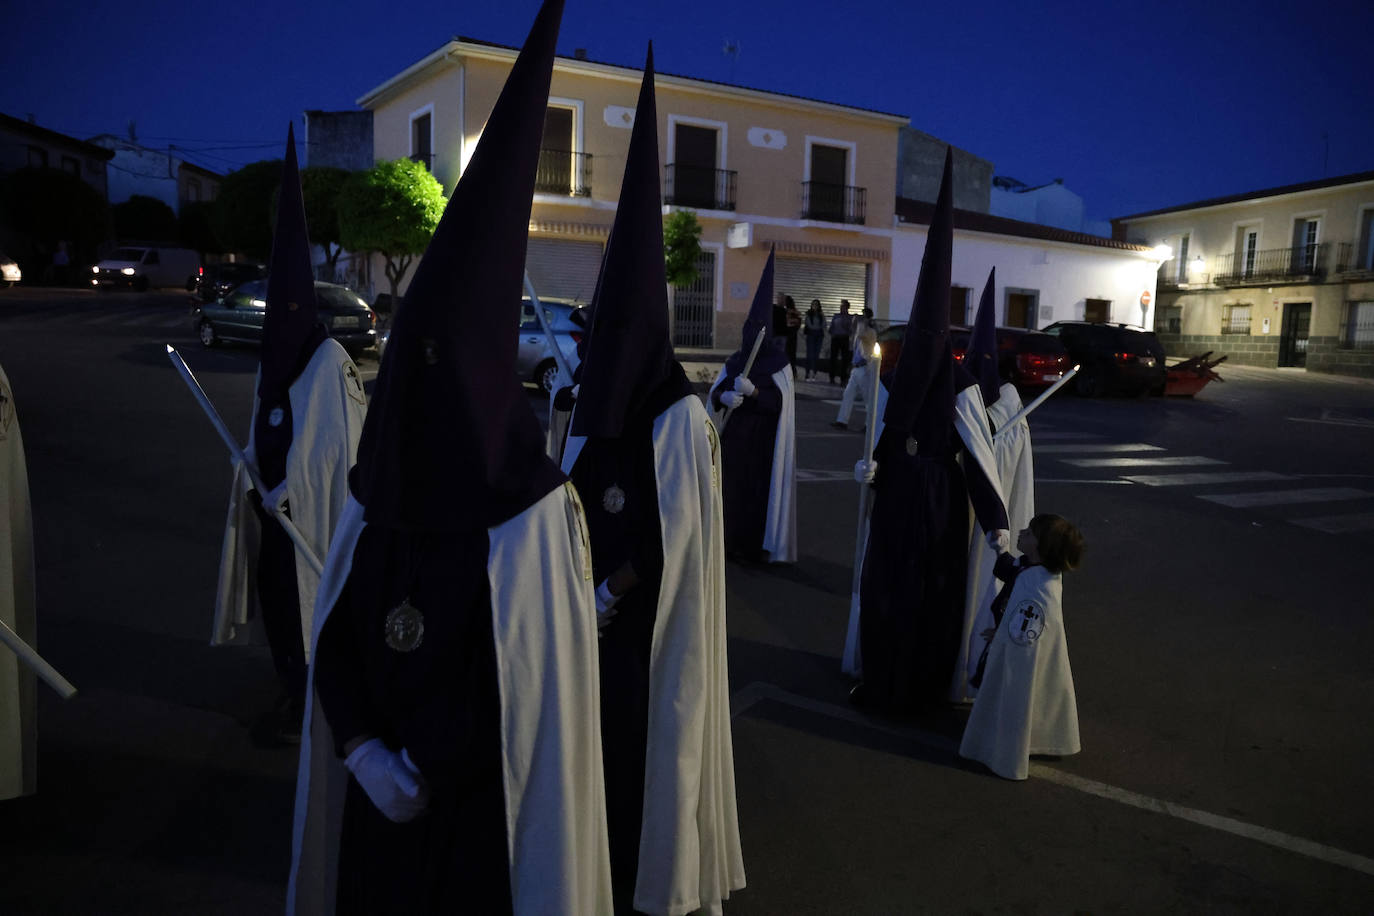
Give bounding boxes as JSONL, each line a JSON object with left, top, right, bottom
{"left": 255, "top": 122, "right": 327, "bottom": 488}
{"left": 965, "top": 266, "right": 1000, "bottom": 405}
{"left": 571, "top": 43, "right": 690, "bottom": 438}
{"left": 351, "top": 0, "right": 567, "bottom": 530}
{"left": 724, "top": 247, "right": 788, "bottom": 380}
{"left": 882, "top": 147, "right": 956, "bottom": 441}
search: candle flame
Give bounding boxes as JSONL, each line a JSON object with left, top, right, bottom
{"left": 873, "top": 343, "right": 881, "bottom": 359}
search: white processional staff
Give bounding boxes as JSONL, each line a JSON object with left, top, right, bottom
{"left": 849, "top": 342, "right": 883, "bottom": 598}
{"left": 0, "top": 617, "right": 77, "bottom": 700}
{"left": 523, "top": 271, "right": 574, "bottom": 389}
{"left": 993, "top": 364, "right": 1080, "bottom": 440}
{"left": 165, "top": 345, "right": 324, "bottom": 577}
{"left": 717, "top": 327, "right": 767, "bottom": 434}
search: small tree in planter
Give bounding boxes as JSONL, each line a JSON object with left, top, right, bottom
{"left": 663, "top": 208, "right": 702, "bottom": 287}
{"left": 337, "top": 158, "right": 446, "bottom": 307}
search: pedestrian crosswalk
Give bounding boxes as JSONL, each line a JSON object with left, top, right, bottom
{"left": 0, "top": 298, "right": 195, "bottom": 332}
{"left": 1035, "top": 428, "right": 1374, "bottom": 534}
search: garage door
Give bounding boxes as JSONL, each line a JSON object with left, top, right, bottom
{"left": 774, "top": 257, "right": 869, "bottom": 318}
{"left": 524, "top": 238, "right": 603, "bottom": 304}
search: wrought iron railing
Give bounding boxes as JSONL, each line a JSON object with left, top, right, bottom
{"left": 801, "top": 181, "right": 866, "bottom": 224}
{"left": 1333, "top": 241, "right": 1374, "bottom": 274}
{"left": 663, "top": 164, "right": 737, "bottom": 211}
{"left": 1211, "top": 243, "right": 1330, "bottom": 286}
{"left": 1221, "top": 306, "right": 1252, "bottom": 335}
{"left": 535, "top": 149, "right": 592, "bottom": 197}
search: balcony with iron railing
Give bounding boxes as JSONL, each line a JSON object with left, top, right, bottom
{"left": 1211, "top": 243, "right": 1330, "bottom": 286}
{"left": 663, "top": 164, "right": 737, "bottom": 211}
{"left": 534, "top": 149, "right": 592, "bottom": 197}
{"left": 1333, "top": 241, "right": 1374, "bottom": 275}
{"left": 801, "top": 181, "right": 866, "bottom": 224}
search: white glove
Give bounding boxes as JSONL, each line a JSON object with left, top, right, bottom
{"left": 733, "top": 375, "right": 757, "bottom": 396}
{"left": 719, "top": 391, "right": 744, "bottom": 410}
{"left": 854, "top": 459, "right": 878, "bottom": 484}
{"left": 595, "top": 580, "right": 619, "bottom": 629}
{"left": 987, "top": 529, "right": 1011, "bottom": 553}
{"left": 344, "top": 738, "right": 430, "bottom": 823}
{"left": 571, "top": 384, "right": 580, "bottom": 398}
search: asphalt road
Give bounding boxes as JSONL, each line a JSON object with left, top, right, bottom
{"left": 1, "top": 288, "right": 1372, "bottom": 914}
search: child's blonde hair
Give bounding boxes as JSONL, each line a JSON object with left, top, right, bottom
{"left": 1029, "top": 514, "right": 1084, "bottom": 574}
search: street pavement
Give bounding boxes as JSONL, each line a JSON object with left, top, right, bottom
{"left": 1, "top": 288, "right": 1373, "bottom": 914}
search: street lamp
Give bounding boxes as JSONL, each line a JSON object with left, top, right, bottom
{"left": 1151, "top": 243, "right": 1174, "bottom": 262}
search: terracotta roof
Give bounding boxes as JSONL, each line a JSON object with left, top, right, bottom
{"left": 0, "top": 112, "right": 115, "bottom": 160}
{"left": 895, "top": 198, "right": 1152, "bottom": 253}
{"left": 1113, "top": 169, "right": 1374, "bottom": 221}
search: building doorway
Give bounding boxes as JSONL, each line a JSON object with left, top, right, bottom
{"left": 1278, "top": 302, "right": 1311, "bottom": 368}
{"left": 1084, "top": 298, "right": 1111, "bottom": 323}
{"left": 672, "top": 250, "right": 716, "bottom": 348}
{"left": 1005, "top": 288, "right": 1039, "bottom": 329}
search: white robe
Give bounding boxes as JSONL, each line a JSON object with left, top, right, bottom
{"left": 840, "top": 383, "right": 887, "bottom": 678}
{"left": 954, "top": 383, "right": 1034, "bottom": 702}
{"left": 287, "top": 483, "right": 613, "bottom": 915}
{"left": 959, "top": 564, "right": 1079, "bottom": 780}
{"left": 213, "top": 339, "right": 367, "bottom": 658}
{"left": 707, "top": 367, "right": 797, "bottom": 564}
{"left": 0, "top": 364, "right": 37, "bottom": 801}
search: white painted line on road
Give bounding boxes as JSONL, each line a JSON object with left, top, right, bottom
{"left": 731, "top": 681, "right": 1374, "bottom": 879}
{"left": 1032, "top": 431, "right": 1105, "bottom": 440}
{"left": 1198, "top": 488, "right": 1374, "bottom": 509}
{"left": 1037, "top": 478, "right": 1138, "bottom": 485}
{"left": 1291, "top": 513, "right": 1374, "bottom": 534}
{"left": 1062, "top": 456, "right": 1227, "bottom": 468}
{"left": 1287, "top": 416, "right": 1374, "bottom": 429}
{"left": 797, "top": 432, "right": 861, "bottom": 439}
{"left": 1123, "top": 471, "right": 1297, "bottom": 487}
{"left": 796, "top": 469, "right": 855, "bottom": 483}
{"left": 1036, "top": 443, "right": 1165, "bottom": 454}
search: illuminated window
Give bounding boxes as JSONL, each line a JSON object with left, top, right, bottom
{"left": 1222, "top": 304, "right": 1251, "bottom": 335}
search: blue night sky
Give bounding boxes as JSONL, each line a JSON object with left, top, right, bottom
{"left": 6, "top": 0, "right": 1372, "bottom": 223}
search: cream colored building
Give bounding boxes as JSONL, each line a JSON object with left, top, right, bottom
{"left": 357, "top": 40, "right": 906, "bottom": 351}
{"left": 1113, "top": 170, "right": 1374, "bottom": 377}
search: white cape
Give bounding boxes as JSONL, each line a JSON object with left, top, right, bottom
{"left": 0, "top": 364, "right": 36, "bottom": 800}
{"left": 708, "top": 367, "right": 797, "bottom": 564}
{"left": 954, "top": 383, "right": 1034, "bottom": 701}
{"left": 213, "top": 340, "right": 367, "bottom": 659}
{"left": 287, "top": 483, "right": 613, "bottom": 915}
{"left": 958, "top": 565, "right": 1079, "bottom": 780}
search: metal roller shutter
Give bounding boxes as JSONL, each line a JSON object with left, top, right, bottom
{"left": 774, "top": 257, "right": 869, "bottom": 318}
{"left": 524, "top": 238, "right": 603, "bottom": 304}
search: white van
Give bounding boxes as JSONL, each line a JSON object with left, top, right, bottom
{"left": 93, "top": 246, "right": 200, "bottom": 292}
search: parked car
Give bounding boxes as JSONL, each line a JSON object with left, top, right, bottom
{"left": 194, "top": 262, "right": 267, "bottom": 302}
{"left": 92, "top": 246, "right": 201, "bottom": 292}
{"left": 517, "top": 297, "right": 586, "bottom": 394}
{"left": 876, "top": 323, "right": 1070, "bottom": 391}
{"left": 193, "top": 280, "right": 377, "bottom": 354}
{"left": 1039, "top": 321, "right": 1167, "bottom": 397}
{"left": 0, "top": 251, "right": 20, "bottom": 287}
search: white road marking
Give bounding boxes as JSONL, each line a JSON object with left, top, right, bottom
{"left": 1287, "top": 416, "right": 1374, "bottom": 429}
{"left": 1198, "top": 488, "right": 1374, "bottom": 508}
{"left": 1031, "top": 431, "right": 1105, "bottom": 441}
{"left": 1035, "top": 443, "right": 1165, "bottom": 454}
{"left": 1062, "top": 456, "right": 1227, "bottom": 468}
{"left": 730, "top": 682, "right": 1374, "bottom": 878}
{"left": 1123, "top": 471, "right": 1298, "bottom": 487}
{"left": 1291, "top": 513, "right": 1374, "bottom": 534}
{"left": 1037, "top": 478, "right": 1138, "bottom": 485}
{"left": 796, "top": 469, "right": 855, "bottom": 483}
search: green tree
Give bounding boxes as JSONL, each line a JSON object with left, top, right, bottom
{"left": 213, "top": 159, "right": 282, "bottom": 260}
{"left": 300, "top": 166, "right": 350, "bottom": 277}
{"left": 0, "top": 167, "right": 109, "bottom": 277}
{"left": 337, "top": 158, "right": 446, "bottom": 305}
{"left": 111, "top": 194, "right": 177, "bottom": 242}
{"left": 178, "top": 201, "right": 223, "bottom": 258}
{"left": 663, "top": 209, "right": 703, "bottom": 287}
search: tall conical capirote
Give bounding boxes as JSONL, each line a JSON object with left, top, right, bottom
{"left": 723, "top": 246, "right": 788, "bottom": 379}
{"left": 570, "top": 43, "right": 687, "bottom": 439}
{"left": 965, "top": 266, "right": 1000, "bottom": 405}
{"left": 256, "top": 121, "right": 327, "bottom": 488}
{"left": 351, "top": 0, "right": 567, "bottom": 530}
{"left": 881, "top": 146, "right": 956, "bottom": 440}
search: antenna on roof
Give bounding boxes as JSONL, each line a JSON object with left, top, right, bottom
{"left": 722, "top": 38, "right": 740, "bottom": 83}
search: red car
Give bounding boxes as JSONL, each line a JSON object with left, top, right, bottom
{"left": 877, "top": 324, "right": 1070, "bottom": 389}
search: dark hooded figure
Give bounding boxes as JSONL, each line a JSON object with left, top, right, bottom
{"left": 708, "top": 248, "right": 797, "bottom": 563}
{"left": 849, "top": 149, "right": 1008, "bottom": 712}
{"left": 560, "top": 44, "right": 745, "bottom": 916}
{"left": 289, "top": 2, "right": 612, "bottom": 913}
{"left": 212, "top": 123, "right": 368, "bottom": 747}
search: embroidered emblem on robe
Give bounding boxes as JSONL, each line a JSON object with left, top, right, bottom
{"left": 602, "top": 485, "right": 626, "bottom": 514}
{"left": 384, "top": 600, "right": 425, "bottom": 652}
{"left": 1008, "top": 600, "right": 1045, "bottom": 647}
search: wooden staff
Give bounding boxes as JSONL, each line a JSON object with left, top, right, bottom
{"left": 524, "top": 271, "right": 574, "bottom": 388}
{"left": 850, "top": 343, "right": 882, "bottom": 598}
{"left": 993, "top": 364, "right": 1079, "bottom": 440}
{"left": 717, "top": 327, "right": 767, "bottom": 433}
{"left": 0, "top": 618, "right": 77, "bottom": 700}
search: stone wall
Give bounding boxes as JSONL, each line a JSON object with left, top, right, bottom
{"left": 1163, "top": 334, "right": 1279, "bottom": 367}
{"left": 1306, "top": 337, "right": 1374, "bottom": 378}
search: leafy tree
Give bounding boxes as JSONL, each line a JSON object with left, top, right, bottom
{"left": 0, "top": 167, "right": 109, "bottom": 276}
{"left": 213, "top": 159, "right": 282, "bottom": 260}
{"left": 663, "top": 209, "right": 703, "bottom": 287}
{"left": 337, "top": 158, "right": 446, "bottom": 305}
{"left": 178, "top": 201, "right": 223, "bottom": 257}
{"left": 300, "top": 166, "right": 350, "bottom": 277}
{"left": 112, "top": 194, "right": 177, "bottom": 242}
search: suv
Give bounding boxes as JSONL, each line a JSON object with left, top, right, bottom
{"left": 194, "top": 262, "right": 267, "bottom": 302}
{"left": 1040, "top": 321, "right": 1166, "bottom": 397}
{"left": 517, "top": 298, "right": 586, "bottom": 394}
{"left": 877, "top": 323, "right": 1070, "bottom": 390}
{"left": 193, "top": 280, "right": 377, "bottom": 354}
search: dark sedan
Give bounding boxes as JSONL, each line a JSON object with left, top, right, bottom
{"left": 193, "top": 280, "right": 377, "bottom": 354}
{"left": 876, "top": 323, "right": 1070, "bottom": 390}
{"left": 194, "top": 262, "right": 267, "bottom": 302}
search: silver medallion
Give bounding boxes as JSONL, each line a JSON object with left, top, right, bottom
{"left": 384, "top": 599, "right": 425, "bottom": 653}
{"left": 905, "top": 436, "right": 919, "bottom": 456}
{"left": 268, "top": 407, "right": 285, "bottom": 428}
{"left": 602, "top": 485, "right": 626, "bottom": 514}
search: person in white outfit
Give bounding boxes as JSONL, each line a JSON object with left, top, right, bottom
{"left": 832, "top": 312, "right": 878, "bottom": 430}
